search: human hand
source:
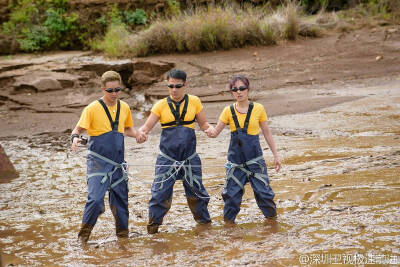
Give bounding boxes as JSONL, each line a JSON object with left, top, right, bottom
{"left": 274, "top": 156, "right": 282, "bottom": 172}
{"left": 204, "top": 126, "right": 216, "bottom": 138}
{"left": 71, "top": 137, "right": 81, "bottom": 152}
{"left": 136, "top": 130, "right": 147, "bottom": 144}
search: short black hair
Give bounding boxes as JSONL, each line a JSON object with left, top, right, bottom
{"left": 166, "top": 69, "right": 187, "bottom": 82}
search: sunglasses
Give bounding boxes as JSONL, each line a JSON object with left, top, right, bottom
{"left": 105, "top": 87, "right": 122, "bottom": 93}
{"left": 167, "top": 84, "right": 184, "bottom": 89}
{"left": 231, "top": 86, "right": 248, "bottom": 92}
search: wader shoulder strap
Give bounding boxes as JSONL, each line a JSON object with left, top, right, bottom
{"left": 98, "top": 99, "right": 121, "bottom": 131}
{"left": 243, "top": 101, "right": 254, "bottom": 133}
{"left": 161, "top": 94, "right": 195, "bottom": 127}
{"left": 230, "top": 104, "right": 240, "bottom": 130}
{"left": 230, "top": 102, "right": 254, "bottom": 133}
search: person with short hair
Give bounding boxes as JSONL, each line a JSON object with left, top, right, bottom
{"left": 71, "top": 70, "right": 145, "bottom": 242}
{"left": 205, "top": 74, "right": 281, "bottom": 223}
{"left": 139, "top": 69, "right": 213, "bottom": 234}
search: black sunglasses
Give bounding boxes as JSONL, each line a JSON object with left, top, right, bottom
{"left": 231, "top": 86, "right": 248, "bottom": 92}
{"left": 105, "top": 87, "right": 122, "bottom": 93}
{"left": 167, "top": 84, "right": 184, "bottom": 89}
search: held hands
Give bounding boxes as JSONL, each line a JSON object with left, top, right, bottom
{"left": 136, "top": 130, "right": 147, "bottom": 144}
{"left": 204, "top": 125, "right": 217, "bottom": 138}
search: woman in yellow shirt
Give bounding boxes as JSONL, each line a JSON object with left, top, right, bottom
{"left": 206, "top": 75, "right": 281, "bottom": 223}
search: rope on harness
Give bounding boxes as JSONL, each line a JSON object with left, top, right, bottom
{"left": 154, "top": 151, "right": 210, "bottom": 200}
{"left": 86, "top": 150, "right": 129, "bottom": 189}
{"left": 224, "top": 155, "right": 269, "bottom": 190}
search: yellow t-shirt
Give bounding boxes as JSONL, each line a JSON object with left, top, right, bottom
{"left": 151, "top": 94, "right": 203, "bottom": 129}
{"left": 219, "top": 102, "right": 267, "bottom": 135}
{"left": 77, "top": 100, "right": 133, "bottom": 136}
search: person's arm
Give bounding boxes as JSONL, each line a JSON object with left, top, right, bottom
{"left": 205, "top": 120, "right": 226, "bottom": 138}
{"left": 124, "top": 127, "right": 138, "bottom": 138}
{"left": 260, "top": 121, "right": 282, "bottom": 172}
{"left": 71, "top": 126, "right": 86, "bottom": 152}
{"left": 139, "top": 112, "right": 159, "bottom": 135}
{"left": 195, "top": 110, "right": 211, "bottom": 131}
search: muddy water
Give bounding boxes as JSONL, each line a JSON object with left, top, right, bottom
{"left": 1, "top": 81, "right": 400, "bottom": 266}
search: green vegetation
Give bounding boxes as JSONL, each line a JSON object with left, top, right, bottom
{"left": 124, "top": 9, "right": 147, "bottom": 25}
{"left": 117, "top": 3, "right": 331, "bottom": 57}
{"left": 0, "top": 0, "right": 148, "bottom": 53}
{"left": 0, "top": 0, "right": 398, "bottom": 54}
{"left": 2, "top": 0, "right": 79, "bottom": 51}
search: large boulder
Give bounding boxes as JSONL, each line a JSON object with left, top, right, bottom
{"left": 80, "top": 60, "right": 133, "bottom": 88}
{"left": 0, "top": 144, "right": 18, "bottom": 180}
{"left": 12, "top": 71, "right": 80, "bottom": 93}
{"left": 129, "top": 60, "right": 174, "bottom": 90}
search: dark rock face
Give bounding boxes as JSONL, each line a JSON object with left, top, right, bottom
{"left": 129, "top": 60, "right": 175, "bottom": 90}
{"left": 0, "top": 144, "right": 18, "bottom": 180}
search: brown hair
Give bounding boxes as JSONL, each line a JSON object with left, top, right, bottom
{"left": 101, "top": 71, "right": 122, "bottom": 87}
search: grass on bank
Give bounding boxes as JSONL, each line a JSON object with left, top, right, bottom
{"left": 94, "top": 0, "right": 400, "bottom": 58}
{"left": 95, "top": 3, "right": 336, "bottom": 57}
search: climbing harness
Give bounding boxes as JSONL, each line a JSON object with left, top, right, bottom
{"left": 153, "top": 151, "right": 209, "bottom": 199}
{"left": 86, "top": 150, "right": 129, "bottom": 189}
{"left": 224, "top": 155, "right": 269, "bottom": 190}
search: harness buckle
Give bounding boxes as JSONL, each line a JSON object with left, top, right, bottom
{"left": 121, "top": 162, "right": 128, "bottom": 174}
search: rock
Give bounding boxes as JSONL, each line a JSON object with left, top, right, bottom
{"left": 0, "top": 144, "right": 18, "bottom": 180}
{"left": 375, "top": 55, "right": 383, "bottom": 61}
{"left": 12, "top": 71, "right": 80, "bottom": 93}
{"left": 128, "top": 60, "right": 175, "bottom": 90}
{"left": 130, "top": 70, "right": 159, "bottom": 85}
{"left": 32, "top": 78, "right": 62, "bottom": 92}
{"left": 80, "top": 60, "right": 133, "bottom": 88}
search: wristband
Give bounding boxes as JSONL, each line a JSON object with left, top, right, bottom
{"left": 71, "top": 133, "right": 79, "bottom": 143}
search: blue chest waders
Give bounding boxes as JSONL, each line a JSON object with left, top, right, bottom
{"left": 78, "top": 99, "right": 129, "bottom": 242}
{"left": 147, "top": 95, "right": 211, "bottom": 234}
{"left": 222, "top": 102, "right": 276, "bottom": 223}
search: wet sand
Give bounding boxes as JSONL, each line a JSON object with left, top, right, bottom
{"left": 0, "top": 75, "right": 399, "bottom": 266}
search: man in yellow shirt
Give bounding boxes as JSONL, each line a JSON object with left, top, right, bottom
{"left": 71, "top": 71, "right": 145, "bottom": 242}
{"left": 139, "top": 69, "right": 213, "bottom": 234}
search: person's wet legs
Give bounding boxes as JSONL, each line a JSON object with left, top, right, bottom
{"left": 79, "top": 176, "right": 109, "bottom": 242}
{"left": 109, "top": 179, "right": 129, "bottom": 238}
{"left": 222, "top": 169, "right": 247, "bottom": 223}
{"left": 183, "top": 176, "right": 211, "bottom": 224}
{"left": 249, "top": 172, "right": 277, "bottom": 219}
{"left": 147, "top": 175, "right": 175, "bottom": 234}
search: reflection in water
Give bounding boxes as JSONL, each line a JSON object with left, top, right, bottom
{"left": 1, "top": 88, "right": 400, "bottom": 266}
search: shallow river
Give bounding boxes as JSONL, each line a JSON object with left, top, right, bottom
{"left": 1, "top": 82, "right": 399, "bottom": 266}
